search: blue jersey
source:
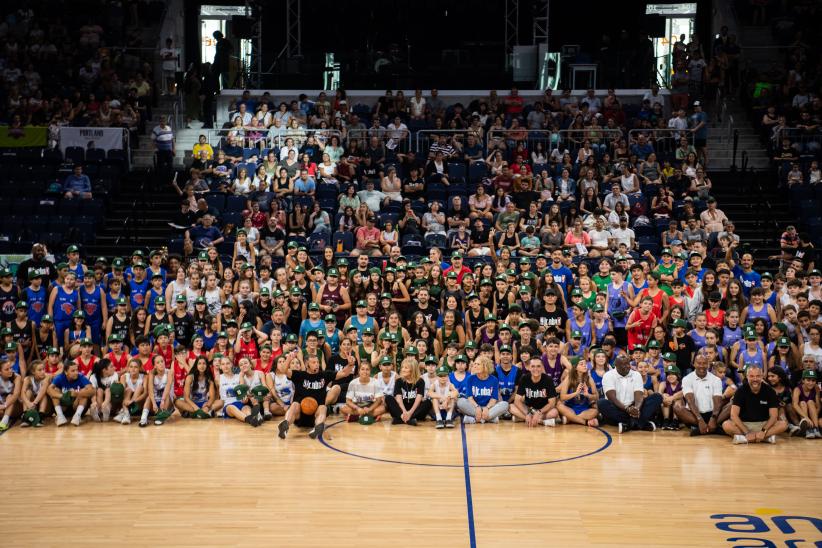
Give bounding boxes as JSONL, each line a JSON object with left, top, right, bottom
{"left": 80, "top": 285, "right": 104, "bottom": 325}
{"left": 24, "top": 285, "right": 48, "bottom": 325}
{"left": 466, "top": 374, "right": 499, "bottom": 406}
{"left": 349, "top": 315, "right": 375, "bottom": 343}
{"left": 568, "top": 315, "right": 592, "bottom": 348}
{"left": 746, "top": 303, "right": 771, "bottom": 328}
{"left": 549, "top": 264, "right": 574, "bottom": 297}
{"left": 146, "top": 266, "right": 167, "bottom": 284}
{"left": 607, "top": 282, "right": 630, "bottom": 328}
{"left": 689, "top": 329, "right": 707, "bottom": 350}
{"left": 722, "top": 326, "right": 743, "bottom": 349}
{"left": 67, "top": 262, "right": 85, "bottom": 280}
{"left": 128, "top": 278, "right": 150, "bottom": 310}
{"left": 298, "top": 318, "right": 324, "bottom": 344}
{"left": 52, "top": 286, "right": 78, "bottom": 323}
{"left": 732, "top": 266, "right": 761, "bottom": 298}
{"left": 592, "top": 319, "right": 610, "bottom": 346}
{"left": 145, "top": 288, "right": 165, "bottom": 315}
{"left": 105, "top": 291, "right": 123, "bottom": 315}
{"left": 449, "top": 371, "right": 470, "bottom": 397}
{"left": 494, "top": 364, "right": 520, "bottom": 402}
{"left": 738, "top": 345, "right": 765, "bottom": 368}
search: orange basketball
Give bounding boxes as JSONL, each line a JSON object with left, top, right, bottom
{"left": 300, "top": 397, "right": 319, "bottom": 415}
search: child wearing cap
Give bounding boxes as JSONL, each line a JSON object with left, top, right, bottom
{"left": 429, "top": 363, "right": 458, "bottom": 428}
{"left": 139, "top": 355, "right": 175, "bottom": 427}
{"left": 657, "top": 363, "right": 683, "bottom": 430}
{"left": 20, "top": 360, "right": 50, "bottom": 427}
{"left": 792, "top": 370, "right": 821, "bottom": 438}
{"left": 88, "top": 358, "right": 119, "bottom": 422}
{"left": 46, "top": 361, "right": 95, "bottom": 427}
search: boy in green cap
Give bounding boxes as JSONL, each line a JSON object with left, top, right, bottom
{"left": 429, "top": 363, "right": 458, "bottom": 428}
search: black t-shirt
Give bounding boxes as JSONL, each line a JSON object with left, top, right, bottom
{"left": 292, "top": 369, "right": 337, "bottom": 403}
{"left": 16, "top": 258, "right": 56, "bottom": 286}
{"left": 732, "top": 382, "right": 778, "bottom": 422}
{"left": 536, "top": 305, "right": 567, "bottom": 334}
{"left": 471, "top": 226, "right": 490, "bottom": 246}
{"left": 171, "top": 312, "right": 193, "bottom": 346}
{"left": 673, "top": 335, "right": 695, "bottom": 371}
{"left": 516, "top": 374, "right": 557, "bottom": 409}
{"left": 393, "top": 378, "right": 425, "bottom": 408}
{"left": 512, "top": 190, "right": 540, "bottom": 211}
{"left": 260, "top": 225, "right": 286, "bottom": 248}
{"left": 329, "top": 353, "right": 355, "bottom": 384}
{"left": 407, "top": 303, "right": 439, "bottom": 327}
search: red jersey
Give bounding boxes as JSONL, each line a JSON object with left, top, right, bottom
{"left": 107, "top": 351, "right": 129, "bottom": 373}
{"left": 236, "top": 337, "right": 259, "bottom": 363}
{"left": 75, "top": 355, "right": 97, "bottom": 377}
{"left": 627, "top": 310, "right": 657, "bottom": 350}
{"left": 172, "top": 359, "right": 188, "bottom": 397}
{"left": 44, "top": 360, "right": 61, "bottom": 375}
{"left": 188, "top": 349, "right": 206, "bottom": 363}
{"left": 138, "top": 354, "right": 154, "bottom": 373}
{"left": 639, "top": 288, "right": 668, "bottom": 319}
{"left": 705, "top": 308, "right": 725, "bottom": 329}
{"left": 254, "top": 356, "right": 274, "bottom": 374}
{"left": 154, "top": 343, "right": 173, "bottom": 366}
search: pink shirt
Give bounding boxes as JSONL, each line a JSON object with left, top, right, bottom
{"left": 355, "top": 226, "right": 380, "bottom": 248}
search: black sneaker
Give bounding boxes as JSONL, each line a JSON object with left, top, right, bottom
{"left": 500, "top": 413, "right": 513, "bottom": 421}
{"left": 690, "top": 426, "right": 701, "bottom": 437}
{"left": 663, "top": 419, "right": 673, "bottom": 430}
{"left": 392, "top": 417, "right": 403, "bottom": 425}
{"left": 671, "top": 420, "right": 680, "bottom": 430}
{"left": 308, "top": 422, "right": 325, "bottom": 439}
{"left": 445, "top": 419, "right": 455, "bottom": 428}
{"left": 277, "top": 420, "right": 289, "bottom": 439}
{"left": 618, "top": 422, "right": 630, "bottom": 434}
{"left": 408, "top": 418, "right": 418, "bottom": 426}
{"left": 245, "top": 414, "right": 257, "bottom": 426}
{"left": 436, "top": 420, "right": 445, "bottom": 429}
{"left": 642, "top": 421, "right": 657, "bottom": 432}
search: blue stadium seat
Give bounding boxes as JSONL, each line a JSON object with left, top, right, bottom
{"left": 225, "top": 195, "right": 247, "bottom": 212}
{"left": 65, "top": 147, "right": 85, "bottom": 165}
{"left": 222, "top": 212, "right": 243, "bottom": 227}
{"left": 332, "top": 231, "right": 354, "bottom": 252}
{"left": 468, "top": 161, "right": 488, "bottom": 183}
{"left": 205, "top": 193, "right": 225, "bottom": 212}
{"left": 85, "top": 148, "right": 106, "bottom": 164}
{"left": 447, "top": 162, "right": 466, "bottom": 180}
{"left": 308, "top": 232, "right": 330, "bottom": 252}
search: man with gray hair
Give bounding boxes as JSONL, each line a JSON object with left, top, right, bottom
{"left": 721, "top": 365, "right": 787, "bottom": 444}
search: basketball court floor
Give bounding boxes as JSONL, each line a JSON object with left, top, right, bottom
{"left": 2, "top": 419, "right": 820, "bottom": 547}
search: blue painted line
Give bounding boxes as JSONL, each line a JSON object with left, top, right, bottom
{"left": 460, "top": 421, "right": 478, "bottom": 548}
{"left": 318, "top": 420, "right": 613, "bottom": 468}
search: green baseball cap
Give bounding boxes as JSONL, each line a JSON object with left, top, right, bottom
{"left": 436, "top": 365, "right": 451, "bottom": 376}
{"left": 570, "top": 288, "right": 582, "bottom": 297}
{"left": 777, "top": 336, "right": 791, "bottom": 347}
{"left": 60, "top": 391, "right": 74, "bottom": 407}
{"left": 499, "top": 344, "right": 512, "bottom": 353}
{"left": 662, "top": 352, "right": 677, "bottom": 362}
{"left": 665, "top": 365, "right": 681, "bottom": 376}
{"left": 356, "top": 300, "right": 367, "bottom": 307}
{"left": 109, "top": 382, "right": 125, "bottom": 401}
{"left": 570, "top": 330, "right": 582, "bottom": 339}
{"left": 290, "top": 286, "right": 302, "bottom": 295}
{"left": 379, "top": 356, "right": 393, "bottom": 366}
{"left": 464, "top": 340, "right": 477, "bottom": 349}
{"left": 802, "top": 370, "right": 818, "bottom": 380}
{"left": 66, "top": 244, "right": 79, "bottom": 253}
{"left": 22, "top": 408, "right": 41, "bottom": 426}
{"left": 240, "top": 321, "right": 253, "bottom": 331}
{"left": 404, "top": 345, "right": 419, "bottom": 356}
{"left": 498, "top": 323, "right": 511, "bottom": 332}
{"left": 672, "top": 318, "right": 687, "bottom": 328}
{"left": 592, "top": 303, "right": 604, "bottom": 312}
{"left": 112, "top": 257, "right": 125, "bottom": 268}
{"left": 176, "top": 294, "right": 187, "bottom": 303}
{"left": 195, "top": 296, "right": 206, "bottom": 304}
{"left": 15, "top": 300, "right": 27, "bottom": 309}
{"left": 233, "top": 384, "right": 250, "bottom": 400}
{"left": 647, "top": 340, "right": 660, "bottom": 349}
{"left": 72, "top": 310, "right": 85, "bottom": 319}
{"left": 485, "top": 313, "right": 497, "bottom": 322}
{"left": 308, "top": 302, "right": 320, "bottom": 311}
{"left": 46, "top": 346, "right": 59, "bottom": 355}
{"left": 197, "top": 251, "right": 208, "bottom": 260}
{"left": 285, "top": 333, "right": 298, "bottom": 342}
{"left": 324, "top": 314, "right": 337, "bottom": 322}
{"left": 455, "top": 354, "right": 468, "bottom": 363}
{"left": 358, "top": 414, "right": 376, "bottom": 425}
{"left": 362, "top": 327, "right": 374, "bottom": 336}
{"left": 155, "top": 296, "right": 166, "bottom": 305}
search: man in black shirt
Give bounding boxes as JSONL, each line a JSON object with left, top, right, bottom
{"left": 278, "top": 353, "right": 354, "bottom": 440}
{"left": 407, "top": 287, "right": 439, "bottom": 329}
{"left": 511, "top": 358, "right": 559, "bottom": 426}
{"left": 721, "top": 365, "right": 787, "bottom": 444}
{"left": 16, "top": 243, "right": 56, "bottom": 288}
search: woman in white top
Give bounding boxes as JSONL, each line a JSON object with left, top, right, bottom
{"left": 165, "top": 266, "right": 189, "bottom": 305}
{"left": 278, "top": 137, "right": 298, "bottom": 161}
{"left": 619, "top": 164, "right": 641, "bottom": 195}
{"left": 116, "top": 359, "right": 146, "bottom": 424}
{"left": 423, "top": 201, "right": 447, "bottom": 237}
{"left": 252, "top": 164, "right": 271, "bottom": 192}
{"left": 409, "top": 89, "right": 426, "bottom": 120}
{"left": 381, "top": 165, "right": 403, "bottom": 203}
{"left": 317, "top": 152, "right": 338, "bottom": 185}
{"left": 286, "top": 118, "right": 306, "bottom": 147}
{"left": 802, "top": 325, "right": 822, "bottom": 369}
{"left": 266, "top": 354, "right": 295, "bottom": 417}
{"left": 214, "top": 356, "right": 262, "bottom": 426}
{"left": 232, "top": 167, "right": 252, "bottom": 195}
{"left": 341, "top": 362, "right": 385, "bottom": 420}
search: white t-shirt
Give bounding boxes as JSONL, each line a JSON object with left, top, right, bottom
{"left": 601, "top": 369, "right": 643, "bottom": 407}
{"left": 373, "top": 371, "right": 397, "bottom": 396}
{"left": 589, "top": 229, "right": 612, "bottom": 249}
{"left": 681, "top": 371, "right": 723, "bottom": 413}
{"left": 611, "top": 227, "right": 635, "bottom": 248}
{"left": 160, "top": 47, "right": 179, "bottom": 72}
{"left": 90, "top": 372, "right": 119, "bottom": 389}
{"left": 346, "top": 377, "right": 382, "bottom": 407}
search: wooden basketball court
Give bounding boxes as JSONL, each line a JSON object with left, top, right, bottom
{"left": 2, "top": 419, "right": 820, "bottom": 547}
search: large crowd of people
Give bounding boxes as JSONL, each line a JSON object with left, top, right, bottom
{"left": 1, "top": 83, "right": 820, "bottom": 444}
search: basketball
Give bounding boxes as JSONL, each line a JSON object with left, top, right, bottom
{"left": 300, "top": 397, "right": 319, "bottom": 415}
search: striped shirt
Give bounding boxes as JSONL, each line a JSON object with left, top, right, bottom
{"left": 152, "top": 124, "right": 174, "bottom": 151}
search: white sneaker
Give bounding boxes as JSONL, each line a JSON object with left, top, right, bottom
{"left": 788, "top": 423, "right": 801, "bottom": 436}
{"left": 102, "top": 406, "right": 111, "bottom": 422}
{"left": 542, "top": 418, "right": 556, "bottom": 427}
{"left": 765, "top": 435, "right": 776, "bottom": 444}
{"left": 90, "top": 407, "right": 101, "bottom": 422}
{"left": 561, "top": 416, "right": 568, "bottom": 425}
{"left": 814, "top": 428, "right": 822, "bottom": 439}
{"left": 491, "top": 417, "right": 499, "bottom": 423}
{"left": 462, "top": 416, "right": 476, "bottom": 424}
{"left": 71, "top": 413, "right": 82, "bottom": 427}
{"left": 733, "top": 434, "right": 748, "bottom": 444}
{"left": 56, "top": 415, "right": 68, "bottom": 427}
{"left": 511, "top": 415, "right": 518, "bottom": 423}
{"left": 121, "top": 411, "right": 132, "bottom": 425}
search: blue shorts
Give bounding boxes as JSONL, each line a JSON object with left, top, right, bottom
{"left": 192, "top": 398, "right": 207, "bottom": 408}
{"left": 222, "top": 401, "right": 244, "bottom": 418}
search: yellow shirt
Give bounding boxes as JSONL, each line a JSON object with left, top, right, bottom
{"left": 193, "top": 143, "right": 214, "bottom": 160}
